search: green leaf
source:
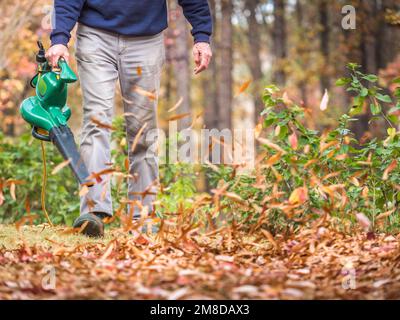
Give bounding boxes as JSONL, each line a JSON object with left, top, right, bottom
{"left": 362, "top": 74, "right": 378, "bottom": 83}
{"left": 350, "top": 105, "right": 363, "bottom": 116}
{"left": 370, "top": 103, "right": 381, "bottom": 115}
{"left": 376, "top": 93, "right": 392, "bottom": 103}
{"left": 387, "top": 128, "right": 397, "bottom": 138}
{"left": 336, "top": 77, "right": 351, "bottom": 86}
{"left": 347, "top": 63, "right": 361, "bottom": 71}
{"left": 278, "top": 125, "right": 288, "bottom": 140}
{"left": 360, "top": 87, "right": 369, "bottom": 97}
{"left": 393, "top": 77, "right": 400, "bottom": 84}
{"left": 387, "top": 114, "right": 399, "bottom": 125}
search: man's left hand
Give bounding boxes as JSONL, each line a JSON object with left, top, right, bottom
{"left": 193, "top": 42, "right": 212, "bottom": 75}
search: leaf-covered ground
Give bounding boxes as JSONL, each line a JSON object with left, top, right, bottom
{"left": 0, "top": 222, "right": 400, "bottom": 300}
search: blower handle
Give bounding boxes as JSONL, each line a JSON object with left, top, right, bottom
{"left": 32, "top": 127, "right": 51, "bottom": 142}
{"left": 53, "top": 58, "right": 78, "bottom": 83}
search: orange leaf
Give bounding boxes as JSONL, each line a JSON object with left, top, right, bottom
{"left": 132, "top": 85, "right": 157, "bottom": 101}
{"left": 168, "top": 97, "right": 184, "bottom": 113}
{"left": 266, "top": 152, "right": 282, "bottom": 167}
{"left": 261, "top": 229, "right": 280, "bottom": 251}
{"left": 289, "top": 131, "right": 298, "bottom": 150}
{"left": 51, "top": 159, "right": 71, "bottom": 175}
{"left": 376, "top": 208, "right": 396, "bottom": 220}
{"left": 10, "top": 182, "right": 16, "bottom": 201}
{"left": 257, "top": 137, "right": 287, "bottom": 154}
{"left": 91, "top": 116, "right": 115, "bottom": 131}
{"left": 238, "top": 80, "right": 251, "bottom": 94}
{"left": 131, "top": 123, "right": 148, "bottom": 153}
{"left": 79, "top": 185, "right": 89, "bottom": 197}
{"left": 167, "top": 113, "right": 191, "bottom": 122}
{"left": 289, "top": 187, "right": 309, "bottom": 205}
{"left": 383, "top": 160, "right": 397, "bottom": 180}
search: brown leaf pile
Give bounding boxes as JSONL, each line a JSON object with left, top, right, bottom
{"left": 0, "top": 221, "right": 399, "bottom": 300}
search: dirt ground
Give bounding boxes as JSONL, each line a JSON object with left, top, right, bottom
{"left": 0, "top": 223, "right": 399, "bottom": 300}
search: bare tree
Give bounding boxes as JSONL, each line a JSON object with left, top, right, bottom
{"left": 272, "top": 0, "right": 287, "bottom": 86}
{"left": 244, "top": 0, "right": 264, "bottom": 122}
{"left": 217, "top": 0, "right": 233, "bottom": 130}
{"left": 168, "top": 1, "right": 192, "bottom": 129}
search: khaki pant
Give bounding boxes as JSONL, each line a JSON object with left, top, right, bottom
{"left": 75, "top": 23, "right": 165, "bottom": 218}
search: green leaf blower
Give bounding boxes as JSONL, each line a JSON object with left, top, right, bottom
{"left": 20, "top": 41, "right": 93, "bottom": 186}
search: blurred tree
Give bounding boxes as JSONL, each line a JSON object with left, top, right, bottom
{"left": 272, "top": 0, "right": 287, "bottom": 86}
{"left": 217, "top": 0, "right": 233, "bottom": 130}
{"left": 244, "top": 0, "right": 264, "bottom": 123}
{"left": 168, "top": 0, "right": 192, "bottom": 130}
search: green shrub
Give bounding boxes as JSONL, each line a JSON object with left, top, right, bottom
{"left": 211, "top": 64, "right": 400, "bottom": 234}
{"left": 0, "top": 132, "right": 79, "bottom": 225}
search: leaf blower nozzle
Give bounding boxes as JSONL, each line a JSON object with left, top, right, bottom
{"left": 50, "top": 126, "right": 93, "bottom": 186}
{"left": 20, "top": 41, "right": 94, "bottom": 187}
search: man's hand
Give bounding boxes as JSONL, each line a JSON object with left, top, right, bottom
{"left": 193, "top": 42, "right": 212, "bottom": 75}
{"left": 45, "top": 44, "right": 70, "bottom": 68}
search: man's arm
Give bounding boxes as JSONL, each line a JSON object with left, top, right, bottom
{"left": 47, "top": 0, "right": 85, "bottom": 66}
{"left": 51, "top": 0, "right": 85, "bottom": 46}
{"left": 178, "top": 0, "right": 213, "bottom": 44}
{"left": 178, "top": 0, "right": 213, "bottom": 74}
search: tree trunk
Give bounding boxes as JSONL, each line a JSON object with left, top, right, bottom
{"left": 244, "top": 0, "right": 264, "bottom": 123}
{"left": 204, "top": 0, "right": 219, "bottom": 131}
{"left": 352, "top": 0, "right": 379, "bottom": 140}
{"left": 295, "top": 0, "right": 308, "bottom": 106}
{"left": 319, "top": 0, "right": 330, "bottom": 93}
{"left": 169, "top": 2, "right": 191, "bottom": 130}
{"left": 217, "top": 0, "right": 233, "bottom": 130}
{"left": 272, "top": 0, "right": 287, "bottom": 86}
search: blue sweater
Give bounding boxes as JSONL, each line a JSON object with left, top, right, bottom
{"left": 51, "top": 0, "right": 212, "bottom": 46}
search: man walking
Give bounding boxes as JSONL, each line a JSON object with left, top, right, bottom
{"left": 47, "top": 0, "right": 213, "bottom": 237}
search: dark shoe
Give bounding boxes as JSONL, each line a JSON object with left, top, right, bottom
{"left": 73, "top": 212, "right": 109, "bottom": 238}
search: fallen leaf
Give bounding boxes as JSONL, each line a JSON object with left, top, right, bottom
{"left": 289, "top": 187, "right": 309, "bottom": 205}
{"left": 383, "top": 160, "right": 397, "bottom": 180}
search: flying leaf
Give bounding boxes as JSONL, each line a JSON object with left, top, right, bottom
{"left": 237, "top": 80, "right": 251, "bottom": 95}
{"left": 52, "top": 159, "right": 71, "bottom": 175}
{"left": 167, "top": 113, "right": 191, "bottom": 122}
{"left": 257, "top": 137, "right": 287, "bottom": 154}
{"left": 131, "top": 123, "right": 148, "bottom": 153}
{"left": 168, "top": 97, "right": 184, "bottom": 113}
{"left": 91, "top": 116, "right": 115, "bottom": 131}
{"left": 79, "top": 185, "right": 89, "bottom": 197}
{"left": 355, "top": 213, "right": 371, "bottom": 231}
{"left": 132, "top": 85, "right": 157, "bottom": 101}
{"left": 320, "top": 89, "right": 329, "bottom": 111}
